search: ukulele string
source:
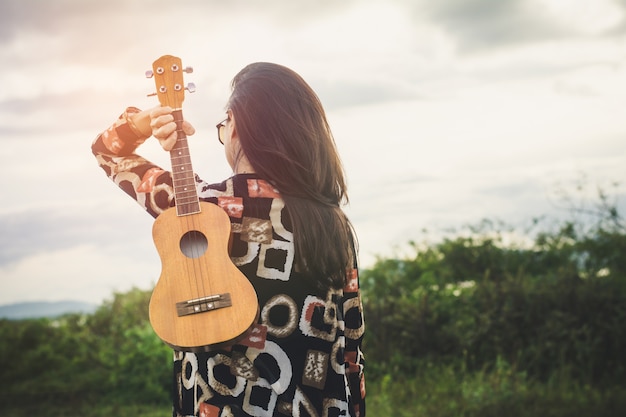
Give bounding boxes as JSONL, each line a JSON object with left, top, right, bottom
{"left": 174, "top": 115, "right": 211, "bottom": 311}
{"left": 173, "top": 139, "right": 197, "bottom": 309}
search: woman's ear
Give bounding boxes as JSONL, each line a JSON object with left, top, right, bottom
{"left": 228, "top": 110, "right": 238, "bottom": 142}
{"left": 225, "top": 111, "right": 255, "bottom": 174}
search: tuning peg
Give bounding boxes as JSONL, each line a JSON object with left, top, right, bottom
{"left": 147, "top": 92, "right": 157, "bottom": 97}
{"left": 145, "top": 70, "right": 154, "bottom": 78}
{"left": 186, "top": 83, "right": 196, "bottom": 93}
{"left": 184, "top": 66, "right": 193, "bottom": 74}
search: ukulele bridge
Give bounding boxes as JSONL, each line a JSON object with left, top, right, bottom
{"left": 176, "top": 293, "right": 232, "bottom": 317}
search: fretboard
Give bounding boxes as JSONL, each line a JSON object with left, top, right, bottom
{"left": 170, "top": 110, "right": 200, "bottom": 216}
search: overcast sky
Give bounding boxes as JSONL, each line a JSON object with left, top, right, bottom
{"left": 1, "top": 0, "right": 625, "bottom": 305}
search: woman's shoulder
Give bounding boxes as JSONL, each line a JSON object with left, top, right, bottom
{"left": 197, "top": 174, "right": 281, "bottom": 200}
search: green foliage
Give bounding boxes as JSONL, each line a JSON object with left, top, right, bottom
{"left": 362, "top": 182, "right": 626, "bottom": 414}
{"left": 366, "top": 360, "right": 626, "bottom": 417}
{"left": 88, "top": 288, "right": 171, "bottom": 404}
{"left": 0, "top": 288, "right": 171, "bottom": 416}
{"left": 363, "top": 209, "right": 626, "bottom": 378}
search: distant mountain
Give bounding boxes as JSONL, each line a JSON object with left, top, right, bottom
{"left": 0, "top": 301, "right": 98, "bottom": 319}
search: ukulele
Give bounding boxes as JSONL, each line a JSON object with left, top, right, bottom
{"left": 146, "top": 55, "right": 258, "bottom": 351}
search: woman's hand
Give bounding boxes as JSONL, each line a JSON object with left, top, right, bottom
{"left": 150, "top": 106, "right": 196, "bottom": 151}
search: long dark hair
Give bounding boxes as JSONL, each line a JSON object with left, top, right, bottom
{"left": 227, "top": 62, "right": 356, "bottom": 290}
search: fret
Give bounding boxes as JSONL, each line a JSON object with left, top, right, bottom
{"left": 171, "top": 147, "right": 190, "bottom": 156}
{"left": 172, "top": 163, "right": 193, "bottom": 172}
{"left": 173, "top": 176, "right": 195, "bottom": 185}
{"left": 176, "top": 204, "right": 201, "bottom": 216}
{"left": 171, "top": 154, "right": 192, "bottom": 164}
{"left": 177, "top": 199, "right": 200, "bottom": 209}
{"left": 174, "top": 186, "right": 196, "bottom": 194}
{"left": 172, "top": 173, "right": 196, "bottom": 185}
{"left": 174, "top": 189, "right": 195, "bottom": 197}
{"left": 172, "top": 174, "right": 194, "bottom": 183}
{"left": 172, "top": 172, "right": 196, "bottom": 185}
{"left": 172, "top": 166, "right": 194, "bottom": 175}
{"left": 174, "top": 193, "right": 199, "bottom": 203}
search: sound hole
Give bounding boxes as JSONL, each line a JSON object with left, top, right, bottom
{"left": 180, "top": 230, "right": 208, "bottom": 259}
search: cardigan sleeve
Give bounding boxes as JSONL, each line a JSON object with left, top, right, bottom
{"left": 91, "top": 107, "right": 175, "bottom": 218}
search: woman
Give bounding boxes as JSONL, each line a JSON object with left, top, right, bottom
{"left": 92, "top": 62, "right": 365, "bottom": 417}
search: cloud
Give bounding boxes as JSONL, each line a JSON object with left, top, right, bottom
{"left": 412, "top": 0, "right": 626, "bottom": 53}
{"left": 0, "top": 91, "right": 125, "bottom": 136}
{"left": 0, "top": 0, "right": 357, "bottom": 47}
{"left": 314, "top": 78, "right": 422, "bottom": 110}
{"left": 0, "top": 243, "right": 159, "bottom": 304}
{"left": 425, "top": 0, "right": 563, "bottom": 50}
{"left": 0, "top": 202, "right": 153, "bottom": 265}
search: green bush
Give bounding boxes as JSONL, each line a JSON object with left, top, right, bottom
{"left": 362, "top": 220, "right": 626, "bottom": 383}
{"left": 361, "top": 187, "right": 626, "bottom": 414}
{"left": 0, "top": 288, "right": 171, "bottom": 415}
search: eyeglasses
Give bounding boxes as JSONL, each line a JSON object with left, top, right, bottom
{"left": 216, "top": 117, "right": 230, "bottom": 144}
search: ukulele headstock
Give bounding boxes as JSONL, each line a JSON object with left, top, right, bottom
{"left": 146, "top": 55, "right": 195, "bottom": 109}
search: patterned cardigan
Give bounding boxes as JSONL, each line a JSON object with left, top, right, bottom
{"left": 91, "top": 108, "right": 366, "bottom": 417}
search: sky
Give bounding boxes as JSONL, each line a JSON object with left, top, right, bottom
{"left": 1, "top": 0, "right": 625, "bottom": 306}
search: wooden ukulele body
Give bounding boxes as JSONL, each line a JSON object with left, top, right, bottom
{"left": 149, "top": 202, "right": 258, "bottom": 351}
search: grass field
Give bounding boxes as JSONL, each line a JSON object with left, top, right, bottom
{"left": 5, "top": 364, "right": 624, "bottom": 417}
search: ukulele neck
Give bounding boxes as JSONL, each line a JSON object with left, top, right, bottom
{"left": 169, "top": 109, "right": 199, "bottom": 216}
